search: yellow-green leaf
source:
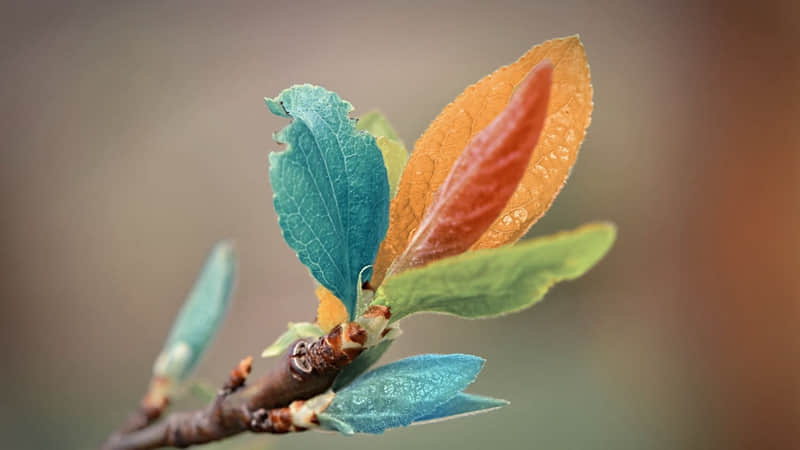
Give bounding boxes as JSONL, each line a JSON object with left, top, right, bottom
{"left": 357, "top": 111, "right": 408, "bottom": 198}
{"left": 357, "top": 110, "right": 401, "bottom": 142}
{"left": 375, "top": 136, "right": 408, "bottom": 198}
{"left": 374, "top": 223, "right": 615, "bottom": 321}
{"left": 261, "top": 322, "right": 324, "bottom": 358}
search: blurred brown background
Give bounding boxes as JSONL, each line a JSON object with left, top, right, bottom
{"left": 1, "top": 1, "right": 798, "bottom": 449}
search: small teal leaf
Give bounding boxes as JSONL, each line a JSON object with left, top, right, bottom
{"left": 154, "top": 241, "right": 237, "bottom": 380}
{"left": 267, "top": 85, "right": 390, "bottom": 318}
{"left": 318, "top": 353, "right": 484, "bottom": 434}
{"left": 332, "top": 339, "right": 393, "bottom": 392}
{"left": 413, "top": 393, "right": 508, "bottom": 423}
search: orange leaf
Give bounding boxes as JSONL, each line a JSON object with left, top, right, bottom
{"left": 387, "top": 60, "right": 553, "bottom": 276}
{"left": 371, "top": 36, "right": 593, "bottom": 287}
{"left": 315, "top": 285, "right": 348, "bottom": 332}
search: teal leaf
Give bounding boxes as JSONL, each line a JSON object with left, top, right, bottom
{"left": 153, "top": 241, "right": 237, "bottom": 380}
{"left": 413, "top": 393, "right": 508, "bottom": 423}
{"left": 261, "top": 322, "right": 324, "bottom": 358}
{"left": 332, "top": 339, "right": 393, "bottom": 392}
{"left": 374, "top": 222, "right": 616, "bottom": 322}
{"left": 318, "top": 353, "right": 484, "bottom": 434}
{"left": 267, "top": 85, "right": 390, "bottom": 318}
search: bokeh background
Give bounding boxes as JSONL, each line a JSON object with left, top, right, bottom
{"left": 1, "top": 1, "right": 798, "bottom": 449}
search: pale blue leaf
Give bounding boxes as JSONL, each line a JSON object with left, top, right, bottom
{"left": 267, "top": 85, "right": 390, "bottom": 318}
{"left": 154, "top": 241, "right": 237, "bottom": 380}
{"left": 413, "top": 393, "right": 508, "bottom": 423}
{"left": 318, "top": 354, "right": 484, "bottom": 434}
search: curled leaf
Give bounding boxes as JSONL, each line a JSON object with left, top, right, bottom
{"left": 267, "top": 85, "right": 390, "bottom": 318}
{"left": 153, "top": 241, "right": 237, "bottom": 380}
{"left": 374, "top": 223, "right": 615, "bottom": 322}
{"left": 372, "top": 35, "right": 593, "bottom": 287}
{"left": 387, "top": 60, "right": 552, "bottom": 276}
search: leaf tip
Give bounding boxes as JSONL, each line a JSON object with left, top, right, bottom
{"left": 265, "top": 96, "right": 288, "bottom": 117}
{"left": 211, "top": 239, "right": 237, "bottom": 265}
{"left": 582, "top": 221, "right": 618, "bottom": 247}
{"left": 446, "top": 353, "right": 486, "bottom": 380}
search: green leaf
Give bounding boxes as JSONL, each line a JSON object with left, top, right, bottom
{"left": 318, "top": 353, "right": 484, "bottom": 434}
{"left": 357, "top": 110, "right": 401, "bottom": 142}
{"left": 356, "top": 111, "right": 408, "bottom": 198}
{"left": 374, "top": 222, "right": 616, "bottom": 321}
{"left": 375, "top": 137, "right": 408, "bottom": 199}
{"left": 289, "top": 321, "right": 325, "bottom": 336}
{"left": 267, "top": 85, "right": 390, "bottom": 319}
{"left": 153, "top": 241, "right": 237, "bottom": 380}
{"left": 261, "top": 322, "right": 324, "bottom": 358}
{"left": 332, "top": 339, "right": 393, "bottom": 392}
{"left": 413, "top": 393, "right": 508, "bottom": 424}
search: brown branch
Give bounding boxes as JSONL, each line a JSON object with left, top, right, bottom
{"left": 115, "top": 377, "right": 171, "bottom": 435}
{"left": 100, "top": 308, "right": 390, "bottom": 450}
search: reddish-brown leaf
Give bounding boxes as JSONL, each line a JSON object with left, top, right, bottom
{"left": 385, "top": 60, "right": 553, "bottom": 276}
{"left": 371, "top": 36, "right": 593, "bottom": 287}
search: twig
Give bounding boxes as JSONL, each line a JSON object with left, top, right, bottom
{"left": 101, "top": 306, "right": 390, "bottom": 450}
{"left": 116, "top": 377, "right": 171, "bottom": 435}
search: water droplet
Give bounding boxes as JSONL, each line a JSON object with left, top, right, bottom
{"left": 549, "top": 151, "right": 558, "bottom": 160}
{"left": 535, "top": 164, "right": 549, "bottom": 179}
{"left": 502, "top": 215, "right": 513, "bottom": 226}
{"left": 513, "top": 208, "right": 528, "bottom": 221}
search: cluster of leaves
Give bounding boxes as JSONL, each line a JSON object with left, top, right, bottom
{"left": 151, "top": 35, "right": 612, "bottom": 436}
